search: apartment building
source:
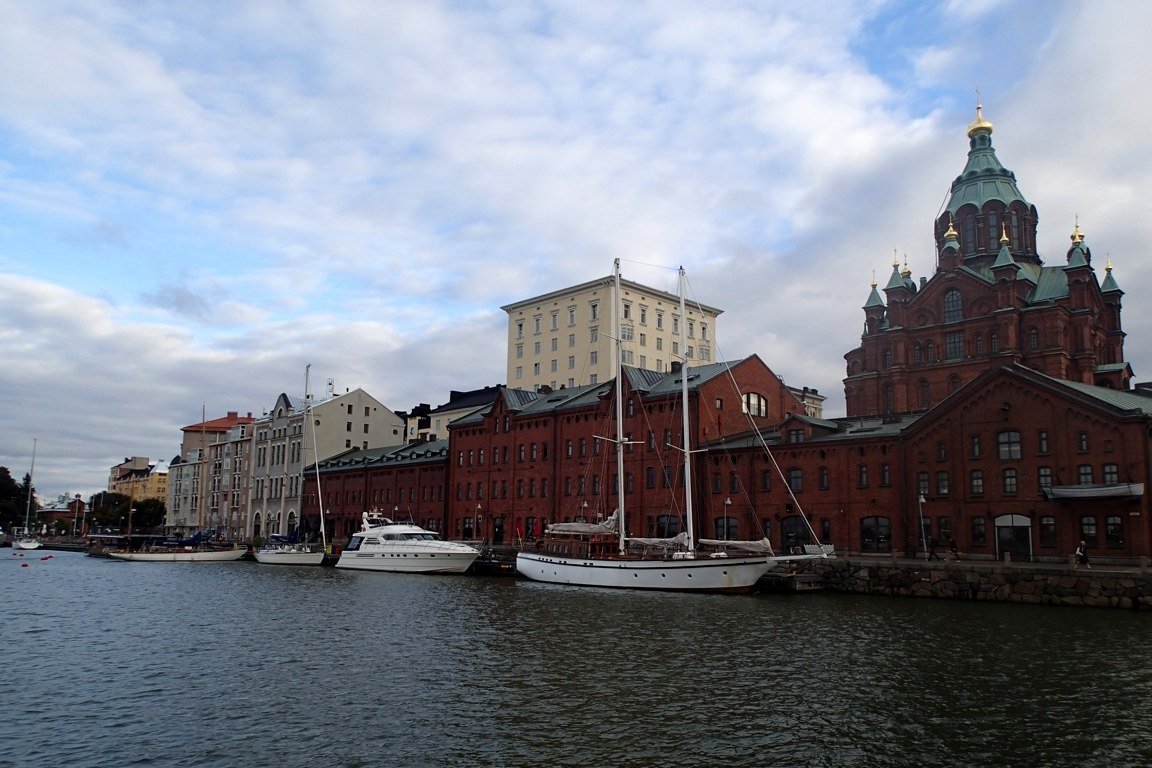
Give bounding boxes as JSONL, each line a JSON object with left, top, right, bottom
{"left": 501, "top": 271, "right": 722, "bottom": 393}
{"left": 248, "top": 384, "right": 404, "bottom": 539}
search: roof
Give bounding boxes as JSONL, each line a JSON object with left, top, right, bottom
{"left": 315, "top": 439, "right": 450, "bottom": 474}
{"left": 945, "top": 115, "right": 1030, "bottom": 216}
{"left": 500, "top": 273, "right": 723, "bottom": 317}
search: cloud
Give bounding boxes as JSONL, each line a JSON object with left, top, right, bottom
{"left": 1, "top": 0, "right": 1150, "bottom": 502}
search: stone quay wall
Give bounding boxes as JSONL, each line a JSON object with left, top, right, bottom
{"left": 813, "top": 557, "right": 1152, "bottom": 610}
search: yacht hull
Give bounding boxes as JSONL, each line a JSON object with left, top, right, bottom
{"left": 514, "top": 551, "right": 778, "bottom": 593}
{"left": 336, "top": 548, "right": 478, "bottom": 574}
{"left": 12, "top": 538, "right": 43, "bottom": 551}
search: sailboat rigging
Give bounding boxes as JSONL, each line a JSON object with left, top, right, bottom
{"left": 515, "top": 261, "right": 809, "bottom": 593}
{"left": 12, "top": 439, "right": 42, "bottom": 551}
{"left": 255, "top": 364, "right": 327, "bottom": 566}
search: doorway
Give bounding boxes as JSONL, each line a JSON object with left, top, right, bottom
{"left": 994, "top": 514, "right": 1032, "bottom": 562}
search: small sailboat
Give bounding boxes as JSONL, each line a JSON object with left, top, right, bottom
{"left": 516, "top": 262, "right": 816, "bottom": 593}
{"left": 12, "top": 440, "right": 43, "bottom": 551}
{"left": 255, "top": 365, "right": 326, "bottom": 566}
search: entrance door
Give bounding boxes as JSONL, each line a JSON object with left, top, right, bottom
{"left": 492, "top": 516, "right": 505, "bottom": 545}
{"left": 994, "top": 514, "right": 1032, "bottom": 562}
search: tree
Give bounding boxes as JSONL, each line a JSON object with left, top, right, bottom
{"left": 0, "top": 466, "right": 19, "bottom": 529}
{"left": 131, "top": 498, "right": 167, "bottom": 533}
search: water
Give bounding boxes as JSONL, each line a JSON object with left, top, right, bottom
{"left": 3, "top": 551, "right": 1151, "bottom": 768}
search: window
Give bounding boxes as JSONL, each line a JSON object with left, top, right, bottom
{"left": 883, "top": 349, "right": 892, "bottom": 369}
{"left": 918, "top": 379, "right": 930, "bottom": 409}
{"left": 917, "top": 472, "right": 929, "bottom": 497}
{"left": 1078, "top": 432, "right": 1089, "bottom": 452}
{"left": 1105, "top": 516, "right": 1124, "bottom": 547}
{"left": 943, "top": 289, "right": 962, "bottom": 323}
{"left": 1038, "top": 430, "right": 1049, "bottom": 454}
{"left": 880, "top": 463, "right": 891, "bottom": 487}
{"left": 1077, "top": 464, "right": 1093, "bottom": 485}
{"left": 937, "top": 442, "right": 947, "bottom": 461}
{"left": 656, "top": 312, "right": 664, "bottom": 330}
{"left": 568, "top": 307, "right": 576, "bottom": 325}
{"left": 1104, "top": 463, "right": 1119, "bottom": 484}
{"left": 970, "top": 470, "right": 984, "bottom": 496}
{"left": 936, "top": 471, "right": 949, "bottom": 496}
{"left": 550, "top": 311, "right": 558, "bottom": 330}
{"left": 857, "top": 464, "right": 868, "bottom": 488}
{"left": 551, "top": 337, "right": 558, "bottom": 351}
{"left": 1039, "top": 516, "right": 1057, "bottom": 547}
{"left": 787, "top": 429, "right": 804, "bottom": 444}
{"left": 640, "top": 306, "right": 647, "bottom": 324}
{"left": 589, "top": 302, "right": 598, "bottom": 321}
{"left": 970, "top": 435, "right": 981, "bottom": 458}
{"left": 945, "top": 331, "right": 964, "bottom": 360}
{"left": 787, "top": 468, "right": 803, "bottom": 492}
{"left": 819, "top": 467, "right": 830, "bottom": 490}
{"left": 1080, "top": 516, "right": 1098, "bottom": 546}
{"left": 860, "top": 516, "right": 891, "bottom": 552}
{"left": 1003, "top": 468, "right": 1018, "bottom": 494}
{"left": 1038, "top": 466, "right": 1053, "bottom": 489}
{"left": 568, "top": 333, "right": 575, "bottom": 348}
{"left": 913, "top": 344, "right": 922, "bottom": 365}
{"left": 1028, "top": 327, "right": 1039, "bottom": 351}
{"left": 742, "top": 392, "right": 767, "bottom": 417}
{"left": 646, "top": 466, "right": 656, "bottom": 488}
{"left": 590, "top": 350, "right": 598, "bottom": 365}
{"left": 709, "top": 516, "right": 738, "bottom": 539}
{"left": 971, "top": 516, "right": 987, "bottom": 546}
{"left": 997, "top": 431, "right": 1021, "bottom": 459}
{"left": 990, "top": 333, "right": 999, "bottom": 352}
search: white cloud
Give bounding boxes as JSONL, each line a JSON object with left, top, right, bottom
{"left": 1, "top": 0, "right": 1151, "bottom": 501}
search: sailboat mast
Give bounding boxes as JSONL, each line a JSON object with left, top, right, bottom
{"left": 305, "top": 364, "right": 327, "bottom": 549}
{"left": 24, "top": 438, "right": 37, "bottom": 530}
{"left": 613, "top": 259, "right": 627, "bottom": 555}
{"left": 677, "top": 267, "right": 696, "bottom": 552}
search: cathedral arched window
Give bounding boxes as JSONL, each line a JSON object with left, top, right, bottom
{"left": 883, "top": 349, "right": 892, "bottom": 369}
{"left": 962, "top": 216, "right": 976, "bottom": 254}
{"left": 987, "top": 210, "right": 999, "bottom": 250}
{"left": 1010, "top": 210, "right": 1021, "bottom": 250}
{"left": 918, "top": 379, "right": 930, "bottom": 409}
{"left": 949, "top": 374, "right": 961, "bottom": 394}
{"left": 912, "top": 344, "right": 921, "bottom": 365}
{"left": 943, "top": 290, "right": 962, "bottom": 323}
{"left": 1028, "top": 327, "right": 1040, "bottom": 352}
{"left": 883, "top": 384, "right": 894, "bottom": 414}
{"left": 990, "top": 333, "right": 999, "bottom": 353}
{"left": 926, "top": 342, "right": 935, "bottom": 362}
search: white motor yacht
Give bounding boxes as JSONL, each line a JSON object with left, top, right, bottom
{"left": 335, "top": 513, "right": 479, "bottom": 574}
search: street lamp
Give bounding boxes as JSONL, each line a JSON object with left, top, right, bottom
{"left": 724, "top": 497, "right": 732, "bottom": 540}
{"left": 917, "top": 494, "right": 928, "bottom": 560}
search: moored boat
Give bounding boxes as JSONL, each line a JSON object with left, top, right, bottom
{"left": 335, "top": 512, "right": 479, "bottom": 574}
{"left": 108, "top": 546, "right": 247, "bottom": 563}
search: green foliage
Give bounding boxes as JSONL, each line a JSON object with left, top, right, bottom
{"left": 132, "top": 498, "right": 167, "bottom": 533}
{"left": 0, "top": 466, "right": 18, "bottom": 529}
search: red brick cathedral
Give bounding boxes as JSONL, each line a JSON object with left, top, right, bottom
{"left": 307, "top": 107, "right": 1152, "bottom": 564}
{"left": 845, "top": 104, "right": 1129, "bottom": 417}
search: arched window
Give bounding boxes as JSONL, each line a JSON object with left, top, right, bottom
{"left": 918, "top": 379, "right": 930, "bottom": 409}
{"left": 883, "top": 349, "right": 892, "bottom": 369}
{"left": 926, "top": 342, "right": 935, "bottom": 362}
{"left": 943, "top": 290, "right": 962, "bottom": 323}
{"left": 990, "top": 333, "right": 999, "bottom": 352}
{"left": 949, "top": 374, "right": 961, "bottom": 394}
{"left": 913, "top": 344, "right": 922, "bottom": 365}
{"left": 1028, "top": 327, "right": 1040, "bottom": 351}
{"left": 860, "top": 516, "right": 891, "bottom": 552}
{"left": 742, "top": 392, "right": 767, "bottom": 418}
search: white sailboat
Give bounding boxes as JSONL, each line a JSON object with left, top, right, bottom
{"left": 255, "top": 365, "right": 327, "bottom": 566}
{"left": 516, "top": 262, "right": 813, "bottom": 593}
{"left": 12, "top": 439, "right": 43, "bottom": 551}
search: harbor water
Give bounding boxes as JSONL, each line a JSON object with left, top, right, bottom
{"left": 3, "top": 551, "right": 1151, "bottom": 767}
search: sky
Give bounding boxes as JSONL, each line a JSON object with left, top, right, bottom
{"left": 2, "top": 0, "right": 1150, "bottom": 503}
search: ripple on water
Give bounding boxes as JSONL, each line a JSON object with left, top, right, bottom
{"left": 2, "top": 553, "right": 1152, "bottom": 767}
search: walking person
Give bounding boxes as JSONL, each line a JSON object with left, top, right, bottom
{"left": 1074, "top": 540, "right": 1091, "bottom": 570}
{"left": 949, "top": 537, "right": 960, "bottom": 561}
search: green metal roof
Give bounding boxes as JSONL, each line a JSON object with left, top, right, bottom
{"left": 945, "top": 125, "right": 1030, "bottom": 216}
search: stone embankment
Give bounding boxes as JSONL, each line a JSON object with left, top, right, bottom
{"left": 813, "top": 557, "right": 1152, "bottom": 610}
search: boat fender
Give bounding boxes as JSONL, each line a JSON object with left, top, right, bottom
{"left": 21, "top": 562, "right": 28, "bottom": 567}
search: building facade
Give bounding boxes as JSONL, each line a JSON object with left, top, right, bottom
{"left": 501, "top": 271, "right": 722, "bottom": 393}
{"left": 107, "top": 456, "right": 169, "bottom": 502}
{"left": 166, "top": 411, "right": 254, "bottom": 534}
{"left": 248, "top": 384, "right": 404, "bottom": 539}
{"left": 844, "top": 105, "right": 1128, "bottom": 417}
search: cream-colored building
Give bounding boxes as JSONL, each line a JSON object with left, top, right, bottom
{"left": 248, "top": 383, "right": 405, "bottom": 539}
{"left": 501, "top": 272, "right": 722, "bottom": 392}
{"left": 108, "top": 456, "right": 169, "bottom": 502}
{"left": 167, "top": 411, "right": 254, "bottom": 535}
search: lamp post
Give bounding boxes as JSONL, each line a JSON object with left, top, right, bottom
{"left": 476, "top": 503, "right": 483, "bottom": 541}
{"left": 724, "top": 496, "right": 732, "bottom": 540}
{"left": 917, "top": 494, "right": 928, "bottom": 560}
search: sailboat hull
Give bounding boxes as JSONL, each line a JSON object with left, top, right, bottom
{"left": 253, "top": 547, "right": 325, "bottom": 566}
{"left": 108, "top": 548, "right": 247, "bottom": 562}
{"left": 12, "top": 538, "right": 43, "bottom": 551}
{"left": 515, "top": 551, "right": 778, "bottom": 593}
